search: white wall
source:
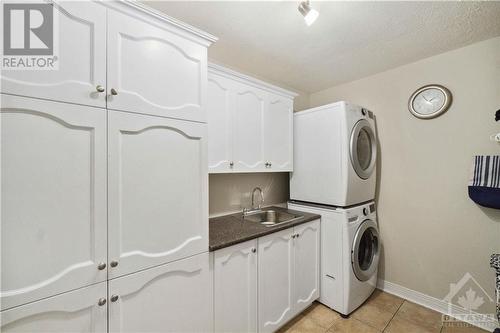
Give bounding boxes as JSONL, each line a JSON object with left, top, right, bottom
{"left": 309, "top": 37, "right": 500, "bottom": 313}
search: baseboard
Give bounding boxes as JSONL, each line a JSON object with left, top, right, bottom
{"left": 377, "top": 279, "right": 498, "bottom": 332}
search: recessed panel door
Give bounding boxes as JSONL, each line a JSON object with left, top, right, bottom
{"left": 108, "top": 111, "right": 207, "bottom": 278}
{"left": 1, "top": 95, "right": 107, "bottom": 310}
{"left": 0, "top": 1, "right": 107, "bottom": 107}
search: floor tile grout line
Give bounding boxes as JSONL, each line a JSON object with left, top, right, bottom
{"left": 381, "top": 299, "right": 406, "bottom": 332}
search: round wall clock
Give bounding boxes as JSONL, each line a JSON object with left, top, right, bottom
{"left": 408, "top": 84, "right": 452, "bottom": 119}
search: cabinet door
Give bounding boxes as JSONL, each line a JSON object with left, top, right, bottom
{"left": 108, "top": 111, "right": 208, "bottom": 278}
{"left": 232, "top": 83, "right": 266, "bottom": 171}
{"left": 264, "top": 94, "right": 293, "bottom": 171}
{"left": 1, "top": 282, "right": 107, "bottom": 333}
{"left": 214, "top": 240, "right": 257, "bottom": 333}
{"left": 207, "top": 73, "right": 233, "bottom": 172}
{"left": 293, "top": 220, "right": 321, "bottom": 314}
{"left": 0, "top": 1, "right": 107, "bottom": 107}
{"left": 1, "top": 95, "right": 107, "bottom": 310}
{"left": 107, "top": 8, "right": 207, "bottom": 122}
{"left": 109, "top": 253, "right": 212, "bottom": 333}
{"left": 258, "top": 228, "right": 294, "bottom": 333}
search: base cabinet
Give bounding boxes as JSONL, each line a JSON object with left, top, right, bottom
{"left": 108, "top": 252, "right": 213, "bottom": 333}
{"left": 0, "top": 282, "right": 107, "bottom": 333}
{"left": 213, "top": 219, "right": 320, "bottom": 333}
{"left": 214, "top": 240, "right": 258, "bottom": 333}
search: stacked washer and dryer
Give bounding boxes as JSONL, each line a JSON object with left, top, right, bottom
{"left": 288, "top": 101, "right": 380, "bottom": 316}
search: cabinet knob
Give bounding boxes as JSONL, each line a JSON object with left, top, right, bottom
{"left": 97, "top": 262, "right": 106, "bottom": 270}
{"left": 96, "top": 85, "right": 105, "bottom": 93}
{"left": 229, "top": 161, "right": 234, "bottom": 168}
{"left": 268, "top": 162, "right": 272, "bottom": 167}
{"left": 97, "top": 298, "right": 107, "bottom": 306}
{"left": 110, "top": 261, "right": 119, "bottom": 268}
{"left": 296, "top": 234, "right": 300, "bottom": 238}
{"left": 110, "top": 295, "right": 119, "bottom": 302}
{"left": 251, "top": 248, "right": 256, "bottom": 253}
{"left": 110, "top": 88, "right": 118, "bottom": 96}
{"left": 265, "top": 162, "right": 269, "bottom": 167}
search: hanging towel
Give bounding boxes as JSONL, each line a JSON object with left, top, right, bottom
{"left": 468, "top": 155, "right": 500, "bottom": 209}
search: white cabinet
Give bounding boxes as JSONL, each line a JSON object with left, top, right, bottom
{"left": 232, "top": 82, "right": 267, "bottom": 172}
{"left": 264, "top": 94, "right": 293, "bottom": 171}
{"left": 207, "top": 73, "right": 233, "bottom": 171}
{"left": 1, "top": 95, "right": 107, "bottom": 310}
{"left": 0, "top": 1, "right": 107, "bottom": 108}
{"left": 207, "top": 64, "right": 296, "bottom": 173}
{"left": 106, "top": 6, "right": 209, "bottom": 122}
{"left": 257, "top": 220, "right": 320, "bottom": 333}
{"left": 107, "top": 111, "right": 208, "bottom": 278}
{"left": 1, "top": 282, "right": 107, "bottom": 333}
{"left": 293, "top": 220, "right": 321, "bottom": 314}
{"left": 214, "top": 240, "right": 258, "bottom": 333}
{"left": 258, "top": 228, "right": 295, "bottom": 333}
{"left": 108, "top": 253, "right": 213, "bottom": 333}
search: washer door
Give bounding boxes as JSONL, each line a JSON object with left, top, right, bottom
{"left": 350, "top": 119, "right": 376, "bottom": 179}
{"left": 351, "top": 219, "right": 380, "bottom": 282}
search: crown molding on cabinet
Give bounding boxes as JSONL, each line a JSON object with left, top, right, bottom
{"left": 208, "top": 62, "right": 299, "bottom": 99}
{"left": 101, "top": 0, "right": 218, "bottom": 46}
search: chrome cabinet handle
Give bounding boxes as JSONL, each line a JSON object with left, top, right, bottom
{"left": 110, "top": 88, "right": 118, "bottom": 96}
{"left": 229, "top": 161, "right": 234, "bottom": 168}
{"left": 97, "top": 262, "right": 106, "bottom": 270}
{"left": 98, "top": 298, "right": 106, "bottom": 306}
{"left": 110, "top": 261, "right": 118, "bottom": 268}
{"left": 110, "top": 295, "right": 119, "bottom": 302}
{"left": 96, "top": 85, "right": 105, "bottom": 93}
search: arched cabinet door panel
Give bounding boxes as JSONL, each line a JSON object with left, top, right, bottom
{"left": 108, "top": 253, "right": 212, "bottom": 333}
{"left": 293, "top": 220, "right": 320, "bottom": 314}
{"left": 258, "top": 228, "right": 295, "bottom": 333}
{"left": 1, "top": 95, "right": 107, "bottom": 310}
{"left": 264, "top": 94, "right": 293, "bottom": 171}
{"left": 232, "top": 83, "right": 266, "bottom": 171}
{"left": 107, "top": 111, "right": 208, "bottom": 279}
{"left": 106, "top": 7, "right": 208, "bottom": 122}
{"left": 207, "top": 73, "right": 234, "bottom": 172}
{"left": 214, "top": 240, "right": 258, "bottom": 333}
{"left": 1, "top": 282, "right": 107, "bottom": 333}
{"left": 0, "top": 1, "right": 107, "bottom": 107}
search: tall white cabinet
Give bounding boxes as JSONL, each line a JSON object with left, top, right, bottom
{"left": 1, "top": 1, "right": 216, "bottom": 332}
{"left": 207, "top": 64, "right": 296, "bottom": 173}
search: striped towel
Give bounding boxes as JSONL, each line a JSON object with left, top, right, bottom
{"left": 468, "top": 156, "right": 500, "bottom": 209}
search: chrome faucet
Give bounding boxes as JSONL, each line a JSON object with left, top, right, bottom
{"left": 243, "top": 187, "right": 265, "bottom": 216}
{"left": 251, "top": 187, "right": 264, "bottom": 210}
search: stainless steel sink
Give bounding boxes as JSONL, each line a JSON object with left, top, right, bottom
{"left": 243, "top": 210, "right": 303, "bottom": 227}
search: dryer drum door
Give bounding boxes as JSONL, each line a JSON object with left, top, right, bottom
{"left": 351, "top": 219, "right": 380, "bottom": 282}
{"left": 350, "top": 119, "right": 376, "bottom": 179}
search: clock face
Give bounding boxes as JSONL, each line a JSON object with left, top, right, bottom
{"left": 409, "top": 85, "right": 452, "bottom": 119}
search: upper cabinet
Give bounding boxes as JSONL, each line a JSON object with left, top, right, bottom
{"left": 0, "top": 1, "right": 107, "bottom": 107}
{"left": 106, "top": 4, "right": 212, "bottom": 122}
{"left": 207, "top": 64, "right": 296, "bottom": 173}
{"left": 107, "top": 111, "right": 208, "bottom": 279}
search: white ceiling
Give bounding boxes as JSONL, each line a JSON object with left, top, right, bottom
{"left": 144, "top": 1, "right": 500, "bottom": 93}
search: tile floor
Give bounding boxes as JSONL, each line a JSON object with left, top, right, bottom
{"left": 277, "top": 290, "right": 489, "bottom": 333}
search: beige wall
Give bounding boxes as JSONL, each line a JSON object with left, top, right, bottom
{"left": 309, "top": 37, "right": 500, "bottom": 312}
{"left": 209, "top": 173, "right": 289, "bottom": 216}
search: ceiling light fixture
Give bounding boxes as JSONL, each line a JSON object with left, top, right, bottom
{"left": 298, "top": 0, "right": 319, "bottom": 26}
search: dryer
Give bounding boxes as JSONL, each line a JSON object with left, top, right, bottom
{"left": 290, "top": 101, "right": 377, "bottom": 207}
{"left": 288, "top": 201, "right": 379, "bottom": 316}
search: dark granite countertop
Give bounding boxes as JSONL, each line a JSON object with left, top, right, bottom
{"left": 209, "top": 206, "right": 320, "bottom": 251}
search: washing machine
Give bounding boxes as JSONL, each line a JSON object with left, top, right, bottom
{"left": 288, "top": 200, "right": 380, "bottom": 316}
{"left": 290, "top": 101, "right": 377, "bottom": 207}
